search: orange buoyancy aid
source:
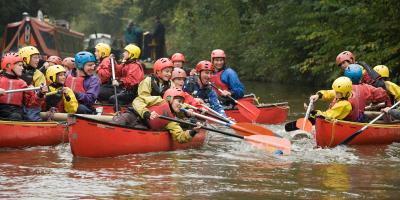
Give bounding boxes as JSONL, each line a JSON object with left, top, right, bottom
{"left": 147, "top": 101, "right": 175, "bottom": 130}
{"left": 65, "top": 75, "right": 85, "bottom": 93}
{"left": 0, "top": 76, "right": 28, "bottom": 106}
{"left": 211, "top": 70, "right": 229, "bottom": 96}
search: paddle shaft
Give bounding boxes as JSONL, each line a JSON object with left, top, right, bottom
{"left": 181, "top": 108, "right": 228, "bottom": 126}
{"left": 201, "top": 103, "right": 234, "bottom": 123}
{"left": 110, "top": 57, "right": 119, "bottom": 112}
{"left": 302, "top": 100, "right": 313, "bottom": 130}
{"left": 184, "top": 103, "right": 231, "bottom": 123}
{"left": 159, "top": 115, "right": 243, "bottom": 139}
{"left": 5, "top": 86, "right": 40, "bottom": 93}
{"left": 210, "top": 83, "right": 238, "bottom": 104}
{"left": 339, "top": 101, "right": 400, "bottom": 145}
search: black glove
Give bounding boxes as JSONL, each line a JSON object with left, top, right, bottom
{"left": 143, "top": 111, "right": 151, "bottom": 120}
{"left": 189, "top": 130, "right": 198, "bottom": 137}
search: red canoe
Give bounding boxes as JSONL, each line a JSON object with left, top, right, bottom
{"left": 0, "top": 120, "right": 69, "bottom": 148}
{"left": 315, "top": 118, "right": 400, "bottom": 148}
{"left": 69, "top": 115, "right": 208, "bottom": 158}
{"left": 94, "top": 101, "right": 289, "bottom": 124}
{"left": 225, "top": 102, "right": 289, "bottom": 124}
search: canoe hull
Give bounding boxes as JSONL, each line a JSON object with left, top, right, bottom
{"left": 226, "top": 102, "right": 289, "bottom": 124}
{"left": 95, "top": 102, "right": 289, "bottom": 124}
{"left": 0, "top": 120, "right": 68, "bottom": 148}
{"left": 69, "top": 116, "right": 207, "bottom": 158}
{"left": 315, "top": 118, "right": 400, "bottom": 147}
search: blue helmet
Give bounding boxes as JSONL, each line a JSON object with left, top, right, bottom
{"left": 344, "top": 64, "right": 363, "bottom": 84}
{"left": 74, "top": 51, "right": 96, "bottom": 70}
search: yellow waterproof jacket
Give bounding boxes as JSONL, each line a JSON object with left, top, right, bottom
{"left": 47, "top": 85, "right": 78, "bottom": 113}
{"left": 317, "top": 90, "right": 336, "bottom": 102}
{"left": 384, "top": 81, "right": 400, "bottom": 102}
{"left": 137, "top": 76, "right": 173, "bottom": 98}
{"left": 33, "top": 69, "right": 46, "bottom": 87}
{"left": 132, "top": 95, "right": 192, "bottom": 143}
{"left": 316, "top": 100, "right": 352, "bottom": 120}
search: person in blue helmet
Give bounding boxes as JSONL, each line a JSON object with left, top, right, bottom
{"left": 65, "top": 51, "right": 100, "bottom": 114}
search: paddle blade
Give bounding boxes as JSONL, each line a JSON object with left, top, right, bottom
{"left": 231, "top": 123, "right": 275, "bottom": 137}
{"left": 236, "top": 99, "right": 261, "bottom": 121}
{"left": 284, "top": 120, "right": 298, "bottom": 132}
{"left": 296, "top": 118, "right": 313, "bottom": 133}
{"left": 244, "top": 135, "right": 291, "bottom": 155}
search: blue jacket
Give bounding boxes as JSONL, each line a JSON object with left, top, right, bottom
{"left": 219, "top": 66, "right": 245, "bottom": 99}
{"left": 184, "top": 77, "right": 226, "bottom": 117}
{"left": 69, "top": 69, "right": 100, "bottom": 107}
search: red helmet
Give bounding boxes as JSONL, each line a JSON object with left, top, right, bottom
{"left": 47, "top": 56, "right": 62, "bottom": 65}
{"left": 196, "top": 60, "right": 214, "bottom": 73}
{"left": 171, "top": 68, "right": 187, "bottom": 80}
{"left": 1, "top": 52, "right": 23, "bottom": 73}
{"left": 171, "top": 53, "right": 185, "bottom": 62}
{"left": 336, "top": 51, "right": 355, "bottom": 66}
{"left": 154, "top": 58, "right": 174, "bottom": 74}
{"left": 211, "top": 49, "right": 226, "bottom": 61}
{"left": 62, "top": 57, "right": 75, "bottom": 70}
{"left": 163, "top": 88, "right": 185, "bottom": 103}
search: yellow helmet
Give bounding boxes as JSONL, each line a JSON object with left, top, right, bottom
{"left": 332, "top": 76, "right": 352, "bottom": 97}
{"left": 46, "top": 65, "right": 66, "bottom": 83}
{"left": 95, "top": 43, "right": 111, "bottom": 58}
{"left": 124, "top": 44, "right": 141, "bottom": 59}
{"left": 373, "top": 65, "right": 389, "bottom": 78}
{"left": 18, "top": 46, "right": 40, "bottom": 65}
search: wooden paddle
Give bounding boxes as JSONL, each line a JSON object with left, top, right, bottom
{"left": 210, "top": 83, "right": 260, "bottom": 121}
{"left": 4, "top": 86, "right": 41, "bottom": 93}
{"left": 110, "top": 56, "right": 119, "bottom": 113}
{"left": 339, "top": 101, "right": 400, "bottom": 146}
{"left": 295, "top": 100, "right": 313, "bottom": 133}
{"left": 180, "top": 108, "right": 275, "bottom": 137}
{"left": 159, "top": 115, "right": 291, "bottom": 155}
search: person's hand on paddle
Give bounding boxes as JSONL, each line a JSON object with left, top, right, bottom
{"left": 149, "top": 111, "right": 159, "bottom": 120}
{"left": 112, "top": 79, "right": 119, "bottom": 87}
{"left": 193, "top": 121, "right": 203, "bottom": 132}
{"left": 39, "top": 84, "right": 48, "bottom": 94}
{"left": 309, "top": 94, "right": 319, "bottom": 103}
{"left": 220, "top": 90, "right": 232, "bottom": 97}
{"left": 0, "top": 88, "right": 5, "bottom": 96}
{"left": 185, "top": 109, "right": 196, "bottom": 117}
{"left": 381, "top": 107, "right": 391, "bottom": 114}
{"left": 189, "top": 69, "right": 197, "bottom": 76}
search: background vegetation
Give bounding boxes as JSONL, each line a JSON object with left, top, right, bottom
{"left": 1, "top": 0, "right": 400, "bottom": 86}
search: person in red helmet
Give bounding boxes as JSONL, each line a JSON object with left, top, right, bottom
{"left": 210, "top": 49, "right": 245, "bottom": 107}
{"left": 335, "top": 50, "right": 385, "bottom": 89}
{"left": 184, "top": 60, "right": 226, "bottom": 117}
{"left": 171, "top": 52, "right": 196, "bottom": 76}
{"left": 39, "top": 55, "right": 62, "bottom": 75}
{"left": 171, "top": 67, "right": 204, "bottom": 107}
{"left": 0, "top": 52, "right": 47, "bottom": 120}
{"left": 62, "top": 57, "right": 75, "bottom": 76}
{"left": 116, "top": 87, "right": 202, "bottom": 143}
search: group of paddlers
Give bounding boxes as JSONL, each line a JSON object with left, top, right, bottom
{"left": 0, "top": 44, "right": 245, "bottom": 143}
{"left": 1, "top": 44, "right": 400, "bottom": 144}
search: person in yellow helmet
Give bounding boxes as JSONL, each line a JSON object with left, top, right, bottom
{"left": 44, "top": 65, "right": 78, "bottom": 113}
{"left": 373, "top": 65, "right": 400, "bottom": 103}
{"left": 307, "top": 77, "right": 353, "bottom": 120}
{"left": 18, "top": 46, "right": 47, "bottom": 121}
{"left": 109, "top": 44, "right": 145, "bottom": 110}
{"left": 95, "top": 43, "right": 119, "bottom": 102}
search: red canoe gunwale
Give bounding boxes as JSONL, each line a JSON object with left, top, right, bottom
{"left": 0, "top": 120, "right": 69, "bottom": 148}
{"left": 69, "top": 115, "right": 208, "bottom": 158}
{"left": 315, "top": 118, "right": 400, "bottom": 148}
{"left": 94, "top": 101, "right": 289, "bottom": 124}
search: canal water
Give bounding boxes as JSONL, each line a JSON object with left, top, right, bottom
{"left": 1, "top": 81, "right": 399, "bottom": 199}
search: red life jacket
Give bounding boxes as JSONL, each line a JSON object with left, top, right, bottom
{"left": 147, "top": 101, "right": 175, "bottom": 130}
{"left": 328, "top": 85, "right": 367, "bottom": 122}
{"left": 211, "top": 70, "right": 229, "bottom": 96}
{"left": 65, "top": 75, "right": 85, "bottom": 93}
{"left": 0, "top": 76, "right": 28, "bottom": 106}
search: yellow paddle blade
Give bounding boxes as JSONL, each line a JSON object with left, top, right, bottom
{"left": 232, "top": 123, "right": 274, "bottom": 137}
{"left": 244, "top": 135, "right": 291, "bottom": 155}
{"left": 296, "top": 118, "right": 313, "bottom": 133}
